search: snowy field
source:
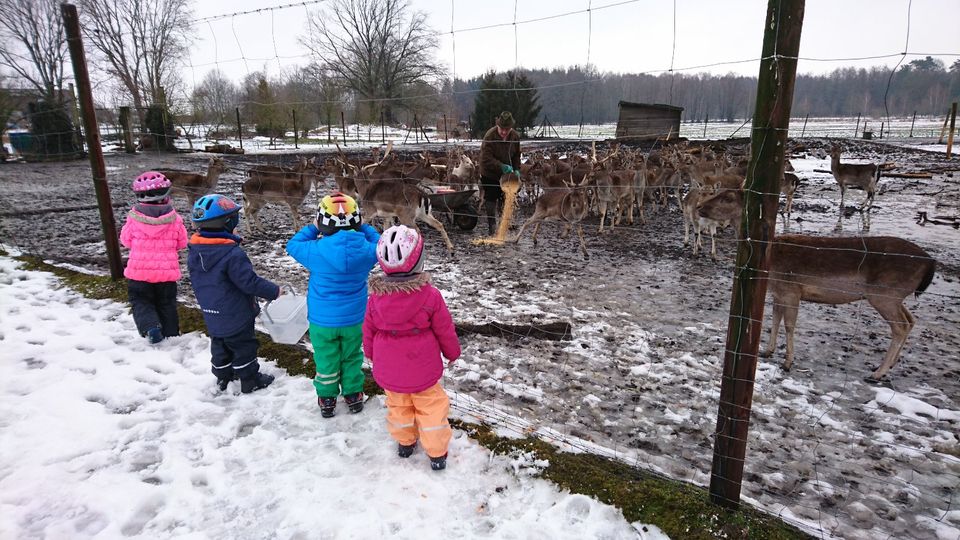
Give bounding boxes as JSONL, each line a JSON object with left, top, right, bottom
{"left": 1, "top": 136, "right": 959, "bottom": 539}
{"left": 0, "top": 254, "right": 666, "bottom": 540}
{"left": 72, "top": 117, "right": 956, "bottom": 157}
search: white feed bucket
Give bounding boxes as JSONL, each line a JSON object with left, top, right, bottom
{"left": 260, "top": 286, "right": 308, "bottom": 344}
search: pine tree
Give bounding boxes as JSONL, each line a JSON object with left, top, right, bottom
{"left": 469, "top": 70, "right": 542, "bottom": 137}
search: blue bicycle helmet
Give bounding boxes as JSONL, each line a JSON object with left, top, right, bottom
{"left": 192, "top": 194, "right": 241, "bottom": 230}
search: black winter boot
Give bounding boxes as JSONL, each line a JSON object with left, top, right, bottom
{"left": 216, "top": 374, "right": 238, "bottom": 392}
{"left": 240, "top": 372, "right": 274, "bottom": 394}
{"left": 398, "top": 443, "right": 416, "bottom": 458}
{"left": 318, "top": 396, "right": 337, "bottom": 418}
{"left": 343, "top": 392, "right": 364, "bottom": 414}
{"left": 430, "top": 453, "right": 447, "bottom": 471}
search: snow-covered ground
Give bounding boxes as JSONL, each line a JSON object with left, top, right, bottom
{"left": 0, "top": 255, "right": 666, "bottom": 540}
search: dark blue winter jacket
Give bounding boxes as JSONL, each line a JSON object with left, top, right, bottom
{"left": 286, "top": 223, "right": 380, "bottom": 328}
{"left": 187, "top": 232, "right": 280, "bottom": 337}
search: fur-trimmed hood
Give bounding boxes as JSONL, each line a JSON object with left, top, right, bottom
{"left": 369, "top": 272, "right": 431, "bottom": 295}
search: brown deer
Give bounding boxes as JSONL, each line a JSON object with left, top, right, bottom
{"left": 830, "top": 145, "right": 880, "bottom": 229}
{"left": 781, "top": 171, "right": 800, "bottom": 222}
{"left": 512, "top": 174, "right": 590, "bottom": 257}
{"left": 242, "top": 157, "right": 317, "bottom": 232}
{"left": 352, "top": 156, "right": 455, "bottom": 252}
{"left": 160, "top": 157, "right": 227, "bottom": 206}
{"left": 762, "top": 235, "right": 936, "bottom": 382}
{"left": 694, "top": 187, "right": 744, "bottom": 259}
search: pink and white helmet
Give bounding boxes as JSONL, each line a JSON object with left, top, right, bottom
{"left": 132, "top": 171, "right": 172, "bottom": 202}
{"left": 377, "top": 225, "right": 424, "bottom": 275}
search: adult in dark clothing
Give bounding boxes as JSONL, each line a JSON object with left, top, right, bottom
{"left": 479, "top": 111, "right": 522, "bottom": 235}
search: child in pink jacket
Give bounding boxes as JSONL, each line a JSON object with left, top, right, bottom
{"left": 120, "top": 171, "right": 188, "bottom": 344}
{"left": 363, "top": 225, "right": 461, "bottom": 471}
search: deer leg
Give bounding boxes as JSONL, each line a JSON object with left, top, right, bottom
{"left": 575, "top": 224, "right": 588, "bottom": 258}
{"left": 866, "top": 299, "right": 915, "bottom": 381}
{"left": 288, "top": 202, "right": 301, "bottom": 231}
{"left": 513, "top": 216, "right": 540, "bottom": 244}
{"left": 683, "top": 213, "right": 691, "bottom": 247}
{"left": 598, "top": 203, "right": 606, "bottom": 233}
{"left": 762, "top": 298, "right": 784, "bottom": 358}
{"left": 781, "top": 297, "right": 800, "bottom": 371}
{"left": 531, "top": 222, "right": 543, "bottom": 244}
{"left": 709, "top": 227, "right": 719, "bottom": 260}
{"left": 419, "top": 210, "right": 454, "bottom": 252}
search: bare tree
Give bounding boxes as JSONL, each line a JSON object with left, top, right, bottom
{"left": 78, "top": 0, "right": 192, "bottom": 122}
{"left": 300, "top": 0, "right": 441, "bottom": 123}
{"left": 191, "top": 69, "right": 238, "bottom": 137}
{"left": 0, "top": 0, "right": 68, "bottom": 102}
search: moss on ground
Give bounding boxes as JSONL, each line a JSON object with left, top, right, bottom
{"left": 14, "top": 254, "right": 809, "bottom": 539}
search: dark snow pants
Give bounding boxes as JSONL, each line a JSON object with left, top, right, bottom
{"left": 210, "top": 325, "right": 261, "bottom": 381}
{"left": 127, "top": 280, "right": 180, "bottom": 337}
{"left": 480, "top": 175, "right": 504, "bottom": 235}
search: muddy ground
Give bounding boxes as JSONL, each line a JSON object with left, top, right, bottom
{"left": 1, "top": 138, "right": 958, "bottom": 539}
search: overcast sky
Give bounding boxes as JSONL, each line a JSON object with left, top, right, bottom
{"left": 186, "top": 0, "right": 959, "bottom": 86}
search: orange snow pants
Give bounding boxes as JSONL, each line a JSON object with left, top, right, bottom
{"left": 384, "top": 383, "right": 451, "bottom": 458}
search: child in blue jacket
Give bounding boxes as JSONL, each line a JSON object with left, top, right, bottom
{"left": 187, "top": 194, "right": 280, "bottom": 394}
{"left": 286, "top": 192, "right": 380, "bottom": 417}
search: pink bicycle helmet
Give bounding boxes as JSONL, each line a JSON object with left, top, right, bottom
{"left": 377, "top": 225, "right": 425, "bottom": 275}
{"left": 132, "top": 171, "right": 172, "bottom": 203}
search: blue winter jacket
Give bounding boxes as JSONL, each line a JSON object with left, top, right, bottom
{"left": 286, "top": 224, "right": 380, "bottom": 328}
{"left": 187, "top": 232, "right": 280, "bottom": 337}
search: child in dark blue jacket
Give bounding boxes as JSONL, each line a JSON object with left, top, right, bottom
{"left": 286, "top": 192, "right": 380, "bottom": 417}
{"left": 187, "top": 194, "right": 280, "bottom": 394}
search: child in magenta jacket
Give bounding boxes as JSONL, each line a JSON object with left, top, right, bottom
{"left": 363, "top": 225, "right": 461, "bottom": 471}
{"left": 120, "top": 171, "right": 188, "bottom": 344}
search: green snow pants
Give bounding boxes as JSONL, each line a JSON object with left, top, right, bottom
{"left": 309, "top": 322, "right": 365, "bottom": 398}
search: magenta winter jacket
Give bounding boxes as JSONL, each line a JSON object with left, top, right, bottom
{"left": 363, "top": 273, "right": 461, "bottom": 394}
{"left": 120, "top": 206, "right": 188, "bottom": 283}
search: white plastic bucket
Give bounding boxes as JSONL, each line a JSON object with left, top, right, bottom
{"left": 260, "top": 287, "right": 308, "bottom": 344}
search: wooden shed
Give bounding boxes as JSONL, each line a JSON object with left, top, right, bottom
{"left": 615, "top": 101, "right": 683, "bottom": 141}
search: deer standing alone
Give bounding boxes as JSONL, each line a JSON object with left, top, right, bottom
{"left": 763, "top": 235, "right": 935, "bottom": 382}
{"left": 160, "top": 157, "right": 227, "bottom": 206}
{"left": 830, "top": 145, "right": 880, "bottom": 229}
{"left": 242, "top": 157, "right": 317, "bottom": 233}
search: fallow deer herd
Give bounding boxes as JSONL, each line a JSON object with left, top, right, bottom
{"left": 152, "top": 139, "right": 935, "bottom": 381}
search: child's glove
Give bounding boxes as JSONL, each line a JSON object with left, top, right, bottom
{"left": 500, "top": 163, "right": 513, "bottom": 174}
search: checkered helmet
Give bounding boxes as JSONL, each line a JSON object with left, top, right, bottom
{"left": 317, "top": 192, "right": 361, "bottom": 230}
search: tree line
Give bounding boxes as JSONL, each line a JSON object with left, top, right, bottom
{"left": 2, "top": 0, "right": 958, "bottom": 153}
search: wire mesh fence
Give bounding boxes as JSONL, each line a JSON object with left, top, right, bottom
{"left": 1, "top": 1, "right": 959, "bottom": 539}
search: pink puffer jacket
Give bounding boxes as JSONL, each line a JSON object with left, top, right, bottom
{"left": 363, "top": 273, "right": 461, "bottom": 393}
{"left": 120, "top": 206, "right": 188, "bottom": 282}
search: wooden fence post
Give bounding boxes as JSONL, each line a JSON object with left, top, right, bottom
{"left": 854, "top": 112, "right": 861, "bottom": 138}
{"left": 947, "top": 102, "right": 957, "bottom": 159}
{"left": 709, "top": 0, "right": 805, "bottom": 510}
{"left": 341, "top": 111, "right": 347, "bottom": 147}
{"left": 119, "top": 106, "right": 135, "bottom": 153}
{"left": 938, "top": 108, "right": 951, "bottom": 144}
{"left": 235, "top": 107, "right": 243, "bottom": 150}
{"left": 61, "top": 2, "right": 123, "bottom": 280}
{"left": 292, "top": 109, "right": 298, "bottom": 150}
{"left": 909, "top": 111, "right": 916, "bottom": 137}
